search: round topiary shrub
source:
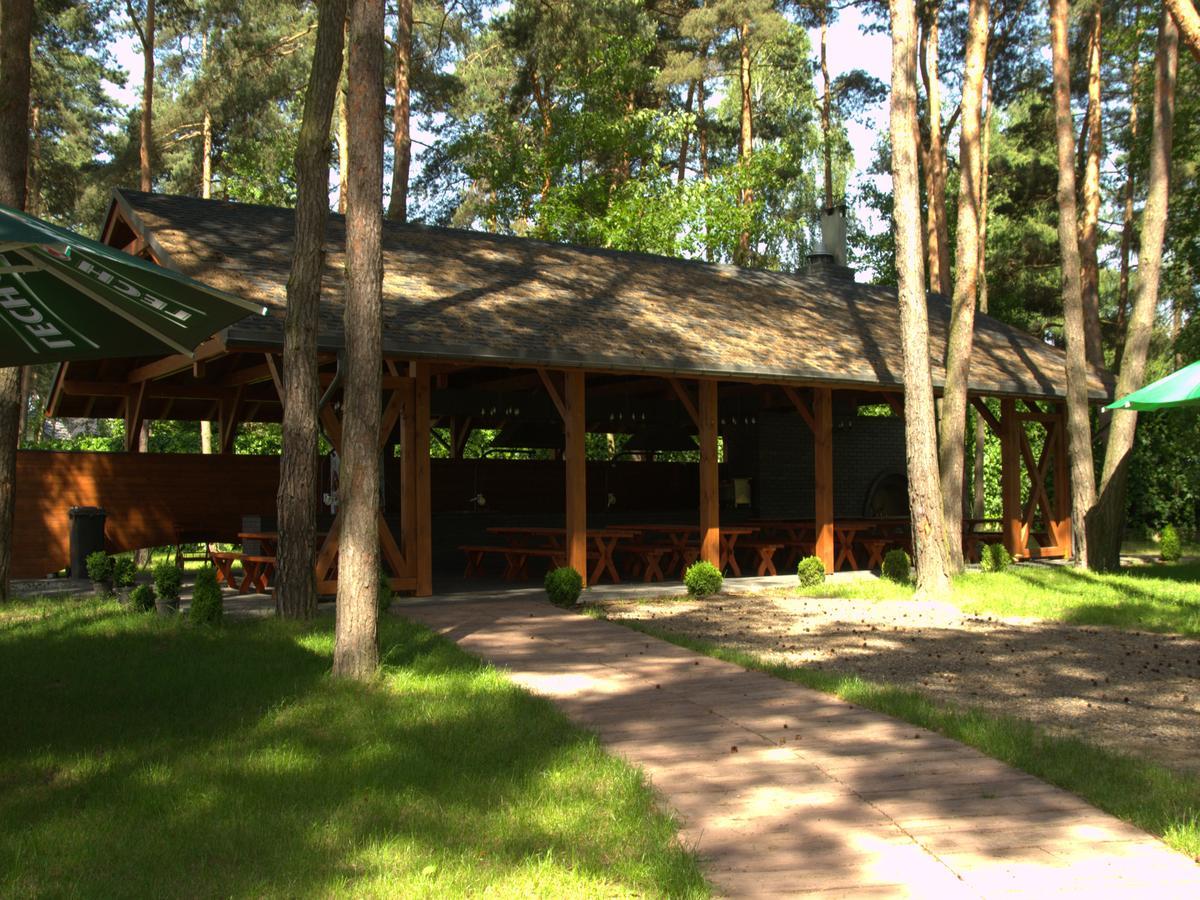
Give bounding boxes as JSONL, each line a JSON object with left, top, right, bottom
{"left": 129, "top": 583, "right": 156, "bottom": 612}
{"left": 112, "top": 556, "right": 138, "bottom": 589}
{"left": 684, "top": 560, "right": 723, "bottom": 598}
{"left": 544, "top": 566, "right": 583, "bottom": 607}
{"left": 1160, "top": 524, "right": 1182, "bottom": 562}
{"left": 979, "top": 542, "right": 1012, "bottom": 573}
{"left": 881, "top": 548, "right": 911, "bottom": 584}
{"left": 153, "top": 562, "right": 182, "bottom": 602}
{"left": 189, "top": 568, "right": 223, "bottom": 626}
{"left": 86, "top": 551, "right": 112, "bottom": 589}
{"left": 796, "top": 555, "right": 826, "bottom": 589}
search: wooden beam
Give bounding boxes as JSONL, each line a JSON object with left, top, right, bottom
{"left": 564, "top": 370, "right": 588, "bottom": 584}
{"left": 264, "top": 353, "right": 285, "bottom": 401}
{"left": 813, "top": 387, "right": 835, "bottom": 573}
{"left": 218, "top": 385, "right": 244, "bottom": 454}
{"left": 124, "top": 380, "right": 148, "bottom": 453}
{"left": 223, "top": 361, "right": 275, "bottom": 387}
{"left": 782, "top": 385, "right": 816, "bottom": 432}
{"left": 537, "top": 367, "right": 568, "bottom": 422}
{"left": 319, "top": 405, "right": 342, "bottom": 454}
{"left": 61, "top": 380, "right": 136, "bottom": 398}
{"left": 971, "top": 397, "right": 1002, "bottom": 436}
{"left": 411, "top": 361, "right": 433, "bottom": 596}
{"left": 1000, "top": 398, "right": 1024, "bottom": 558}
{"left": 379, "top": 376, "right": 412, "bottom": 451}
{"left": 698, "top": 380, "right": 719, "bottom": 567}
{"left": 126, "top": 339, "right": 226, "bottom": 383}
{"left": 883, "top": 393, "right": 905, "bottom": 418}
{"left": 670, "top": 377, "right": 700, "bottom": 428}
{"left": 46, "top": 361, "right": 69, "bottom": 417}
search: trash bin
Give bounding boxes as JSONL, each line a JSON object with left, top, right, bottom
{"left": 68, "top": 506, "right": 107, "bottom": 579}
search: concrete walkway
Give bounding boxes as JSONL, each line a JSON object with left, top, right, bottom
{"left": 400, "top": 596, "right": 1200, "bottom": 898}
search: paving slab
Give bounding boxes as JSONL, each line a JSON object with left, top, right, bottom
{"left": 398, "top": 596, "right": 1200, "bottom": 898}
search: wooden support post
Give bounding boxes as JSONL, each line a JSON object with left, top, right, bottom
{"left": 563, "top": 371, "right": 587, "bottom": 585}
{"left": 411, "top": 361, "right": 433, "bottom": 596}
{"left": 698, "top": 380, "right": 720, "bottom": 567}
{"left": 400, "top": 377, "right": 417, "bottom": 577}
{"left": 124, "top": 380, "right": 148, "bottom": 452}
{"left": 1051, "top": 404, "right": 1072, "bottom": 557}
{"left": 1000, "top": 398, "right": 1024, "bottom": 558}
{"left": 813, "top": 387, "right": 835, "bottom": 573}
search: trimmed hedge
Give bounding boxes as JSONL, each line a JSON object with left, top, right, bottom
{"left": 796, "top": 556, "right": 826, "bottom": 589}
{"left": 979, "top": 542, "right": 1012, "bottom": 573}
{"left": 684, "top": 560, "right": 723, "bottom": 598}
{"left": 189, "top": 568, "right": 223, "bottom": 626}
{"left": 545, "top": 566, "right": 583, "bottom": 607}
{"left": 881, "top": 549, "right": 911, "bottom": 584}
{"left": 1161, "top": 525, "right": 1182, "bottom": 562}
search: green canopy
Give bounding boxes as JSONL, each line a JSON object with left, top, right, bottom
{"left": 1105, "top": 360, "right": 1200, "bottom": 411}
{"left": 0, "top": 203, "right": 267, "bottom": 367}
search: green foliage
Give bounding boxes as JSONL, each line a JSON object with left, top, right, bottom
{"left": 378, "top": 572, "right": 394, "bottom": 615}
{"left": 684, "top": 560, "right": 723, "bottom": 598}
{"left": 111, "top": 556, "right": 138, "bottom": 588}
{"left": 129, "top": 583, "right": 155, "bottom": 612}
{"left": 85, "top": 551, "right": 112, "bottom": 583}
{"left": 152, "top": 562, "right": 183, "bottom": 602}
{"left": 544, "top": 567, "right": 583, "bottom": 607}
{"left": 880, "top": 549, "right": 911, "bottom": 584}
{"left": 796, "top": 556, "right": 826, "bottom": 589}
{"left": 1160, "top": 525, "right": 1182, "bottom": 562}
{"left": 979, "top": 543, "right": 1012, "bottom": 573}
{"left": 189, "top": 568, "right": 223, "bottom": 626}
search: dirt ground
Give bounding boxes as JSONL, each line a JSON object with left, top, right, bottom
{"left": 599, "top": 592, "right": 1200, "bottom": 776}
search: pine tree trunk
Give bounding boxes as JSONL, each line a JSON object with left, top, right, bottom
{"left": 278, "top": 0, "right": 348, "bottom": 620}
{"left": 25, "top": 104, "right": 39, "bottom": 216}
{"left": 386, "top": 0, "right": 412, "bottom": 222}
{"left": 0, "top": 0, "right": 33, "bottom": 602}
{"left": 138, "top": 0, "right": 155, "bottom": 192}
{"left": 200, "top": 39, "right": 216, "bottom": 455}
{"left": 937, "top": 0, "right": 988, "bottom": 573}
{"left": 337, "top": 70, "right": 349, "bottom": 214}
{"left": 1050, "top": 0, "right": 1097, "bottom": 567}
{"left": 973, "top": 82, "right": 994, "bottom": 521}
{"left": 333, "top": 0, "right": 384, "bottom": 679}
{"left": 1089, "top": 10, "right": 1177, "bottom": 571}
{"left": 890, "top": 0, "right": 951, "bottom": 598}
{"left": 1116, "top": 47, "right": 1140, "bottom": 369}
{"left": 820, "top": 8, "right": 833, "bottom": 209}
{"left": 1078, "top": 4, "right": 1105, "bottom": 370}
{"left": 678, "top": 79, "right": 695, "bottom": 184}
{"left": 736, "top": 23, "right": 753, "bottom": 267}
{"left": 1165, "top": 0, "right": 1200, "bottom": 65}
{"left": 920, "top": 10, "right": 951, "bottom": 297}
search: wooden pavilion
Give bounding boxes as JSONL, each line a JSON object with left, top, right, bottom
{"left": 13, "top": 190, "right": 1111, "bottom": 593}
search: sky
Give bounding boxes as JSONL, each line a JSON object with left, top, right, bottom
{"left": 103, "top": 8, "right": 894, "bottom": 235}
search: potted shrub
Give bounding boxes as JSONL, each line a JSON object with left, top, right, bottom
{"left": 1160, "top": 525, "right": 1182, "bottom": 562}
{"left": 129, "top": 583, "right": 156, "bottom": 612}
{"left": 189, "top": 568, "right": 223, "bottom": 626}
{"left": 111, "top": 556, "right": 138, "bottom": 601}
{"left": 86, "top": 551, "right": 112, "bottom": 595}
{"left": 152, "top": 562, "right": 182, "bottom": 616}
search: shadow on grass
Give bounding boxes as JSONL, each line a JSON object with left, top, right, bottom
{"left": 0, "top": 600, "right": 704, "bottom": 898}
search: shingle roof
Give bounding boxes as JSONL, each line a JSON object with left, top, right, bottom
{"left": 112, "top": 189, "right": 1110, "bottom": 400}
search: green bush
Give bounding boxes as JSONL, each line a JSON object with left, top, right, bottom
{"left": 796, "top": 556, "right": 826, "bottom": 589}
{"left": 544, "top": 566, "right": 583, "bottom": 607}
{"left": 1160, "top": 524, "right": 1183, "bottom": 562}
{"left": 189, "top": 568, "right": 223, "bottom": 626}
{"left": 153, "top": 562, "right": 183, "bottom": 602}
{"left": 684, "top": 560, "right": 723, "bottom": 598}
{"left": 881, "top": 549, "right": 911, "bottom": 584}
{"left": 112, "top": 556, "right": 138, "bottom": 588}
{"left": 979, "top": 542, "right": 1012, "bottom": 573}
{"left": 129, "top": 583, "right": 155, "bottom": 612}
{"left": 85, "top": 551, "right": 112, "bottom": 584}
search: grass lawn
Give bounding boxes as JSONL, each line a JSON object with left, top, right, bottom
{"left": 792, "top": 561, "right": 1200, "bottom": 635}
{"left": 0, "top": 598, "right": 707, "bottom": 899}
{"left": 595, "top": 615, "right": 1200, "bottom": 861}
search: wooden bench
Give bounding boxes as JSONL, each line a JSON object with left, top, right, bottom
{"left": 209, "top": 551, "right": 275, "bottom": 594}
{"left": 460, "top": 545, "right": 567, "bottom": 581}
{"left": 860, "top": 539, "right": 891, "bottom": 570}
{"left": 209, "top": 551, "right": 241, "bottom": 589}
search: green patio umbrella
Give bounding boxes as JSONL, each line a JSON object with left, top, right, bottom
{"left": 0, "top": 203, "right": 268, "bottom": 367}
{"left": 1105, "top": 360, "right": 1200, "bottom": 411}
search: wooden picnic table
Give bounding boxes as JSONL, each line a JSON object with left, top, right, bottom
{"left": 486, "top": 526, "right": 639, "bottom": 584}
{"left": 611, "top": 524, "right": 758, "bottom": 576}
{"left": 830, "top": 518, "right": 911, "bottom": 570}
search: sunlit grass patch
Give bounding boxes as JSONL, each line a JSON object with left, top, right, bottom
{"left": 0, "top": 597, "right": 707, "bottom": 898}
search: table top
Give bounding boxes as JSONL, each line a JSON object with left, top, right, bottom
{"left": 486, "top": 526, "right": 638, "bottom": 536}
{"left": 611, "top": 524, "right": 759, "bottom": 535}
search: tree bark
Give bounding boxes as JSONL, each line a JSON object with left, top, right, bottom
{"left": 973, "top": 80, "right": 994, "bottom": 521}
{"left": 1116, "top": 42, "right": 1141, "bottom": 368}
{"left": 1078, "top": 3, "right": 1105, "bottom": 370}
{"left": 0, "top": 0, "right": 34, "bottom": 602}
{"left": 820, "top": 7, "right": 833, "bottom": 209}
{"left": 278, "top": 0, "right": 348, "bottom": 620}
{"left": 386, "top": 0, "right": 412, "bottom": 222}
{"left": 337, "top": 70, "right": 349, "bottom": 214}
{"left": 1050, "top": 0, "right": 1097, "bottom": 567}
{"left": 1165, "top": 0, "right": 1200, "bottom": 65}
{"left": 736, "top": 22, "right": 753, "bottom": 267}
{"left": 937, "top": 0, "right": 988, "bottom": 573}
{"left": 333, "top": 0, "right": 384, "bottom": 679}
{"left": 678, "top": 79, "right": 695, "bottom": 184}
{"left": 920, "top": 9, "right": 951, "bottom": 297}
{"left": 133, "top": 0, "right": 156, "bottom": 192}
{"left": 1089, "top": 10, "right": 1177, "bottom": 571}
{"left": 25, "top": 103, "right": 39, "bottom": 216}
{"left": 890, "top": 0, "right": 952, "bottom": 598}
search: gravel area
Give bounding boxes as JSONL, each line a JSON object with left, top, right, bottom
{"left": 599, "top": 592, "right": 1200, "bottom": 776}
